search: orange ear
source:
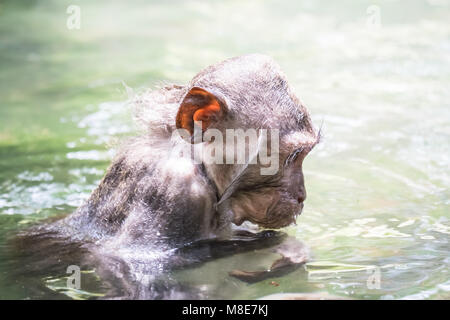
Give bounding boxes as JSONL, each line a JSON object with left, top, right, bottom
{"left": 176, "top": 87, "right": 225, "bottom": 136}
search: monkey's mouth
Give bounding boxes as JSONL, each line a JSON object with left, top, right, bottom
{"left": 234, "top": 204, "right": 303, "bottom": 229}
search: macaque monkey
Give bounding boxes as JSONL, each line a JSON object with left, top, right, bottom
{"left": 14, "top": 54, "right": 319, "bottom": 298}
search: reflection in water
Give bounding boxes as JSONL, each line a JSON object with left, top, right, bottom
{"left": 8, "top": 228, "right": 294, "bottom": 299}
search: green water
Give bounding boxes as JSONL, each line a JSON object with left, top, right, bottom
{"left": 0, "top": 0, "right": 449, "bottom": 299}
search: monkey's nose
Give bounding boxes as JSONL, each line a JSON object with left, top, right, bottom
{"left": 297, "top": 190, "right": 307, "bottom": 203}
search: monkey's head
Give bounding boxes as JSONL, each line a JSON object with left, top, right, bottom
{"left": 175, "top": 54, "right": 319, "bottom": 229}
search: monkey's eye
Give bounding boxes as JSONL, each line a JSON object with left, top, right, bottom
{"left": 285, "top": 148, "right": 304, "bottom": 166}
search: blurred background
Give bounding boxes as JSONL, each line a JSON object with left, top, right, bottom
{"left": 0, "top": 0, "right": 449, "bottom": 299}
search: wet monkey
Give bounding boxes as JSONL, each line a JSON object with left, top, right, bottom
{"left": 14, "top": 54, "right": 319, "bottom": 298}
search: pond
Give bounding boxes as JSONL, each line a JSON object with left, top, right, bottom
{"left": 0, "top": 0, "right": 449, "bottom": 299}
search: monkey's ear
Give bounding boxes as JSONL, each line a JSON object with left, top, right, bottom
{"left": 176, "top": 87, "right": 226, "bottom": 137}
